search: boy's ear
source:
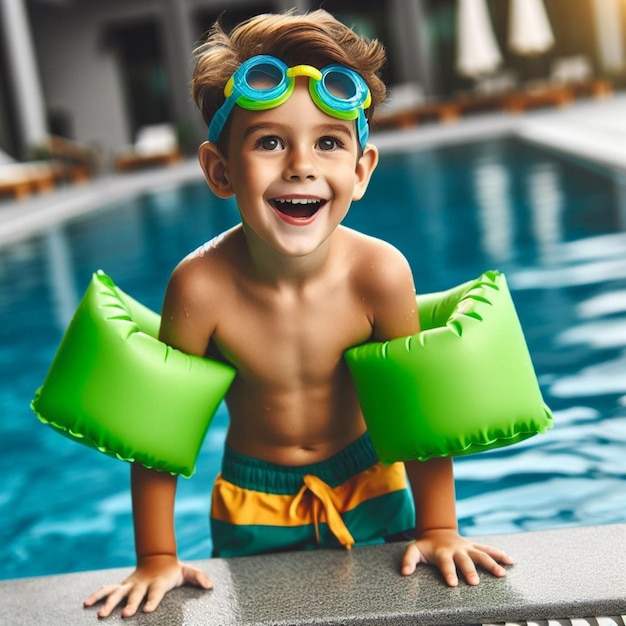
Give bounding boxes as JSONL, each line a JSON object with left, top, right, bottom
{"left": 352, "top": 144, "right": 379, "bottom": 201}
{"left": 198, "top": 141, "right": 234, "bottom": 198}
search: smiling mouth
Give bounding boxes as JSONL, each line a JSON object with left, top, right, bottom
{"left": 270, "top": 198, "right": 326, "bottom": 220}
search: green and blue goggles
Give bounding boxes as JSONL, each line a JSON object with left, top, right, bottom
{"left": 208, "top": 55, "right": 372, "bottom": 150}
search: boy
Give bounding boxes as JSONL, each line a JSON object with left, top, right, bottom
{"left": 85, "top": 10, "right": 512, "bottom": 619}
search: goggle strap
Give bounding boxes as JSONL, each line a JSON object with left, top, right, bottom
{"left": 208, "top": 96, "right": 237, "bottom": 143}
{"left": 357, "top": 109, "right": 369, "bottom": 148}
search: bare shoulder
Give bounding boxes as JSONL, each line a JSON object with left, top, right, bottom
{"left": 160, "top": 226, "right": 242, "bottom": 353}
{"left": 167, "top": 227, "right": 241, "bottom": 301}
{"left": 342, "top": 227, "right": 415, "bottom": 297}
{"left": 340, "top": 227, "right": 418, "bottom": 340}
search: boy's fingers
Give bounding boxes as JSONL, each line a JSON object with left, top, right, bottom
{"left": 97, "top": 584, "right": 132, "bottom": 619}
{"left": 83, "top": 564, "right": 212, "bottom": 618}
{"left": 435, "top": 555, "right": 459, "bottom": 587}
{"left": 83, "top": 583, "right": 129, "bottom": 617}
{"left": 120, "top": 584, "right": 148, "bottom": 618}
{"left": 400, "top": 542, "right": 421, "bottom": 576}
{"left": 473, "top": 543, "right": 514, "bottom": 565}
{"left": 454, "top": 552, "right": 479, "bottom": 586}
{"left": 469, "top": 549, "right": 508, "bottom": 578}
{"left": 83, "top": 584, "right": 117, "bottom": 607}
{"left": 183, "top": 565, "right": 213, "bottom": 589}
{"left": 142, "top": 581, "right": 169, "bottom": 614}
{"left": 400, "top": 538, "right": 511, "bottom": 586}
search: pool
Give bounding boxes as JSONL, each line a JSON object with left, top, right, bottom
{"left": 1, "top": 136, "right": 625, "bottom": 580}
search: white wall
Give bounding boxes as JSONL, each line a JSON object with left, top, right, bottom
{"left": 31, "top": 9, "right": 129, "bottom": 163}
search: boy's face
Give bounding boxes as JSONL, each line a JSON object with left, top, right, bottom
{"left": 200, "top": 77, "right": 378, "bottom": 259}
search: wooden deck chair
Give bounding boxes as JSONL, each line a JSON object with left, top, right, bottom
{"left": 115, "top": 124, "right": 182, "bottom": 171}
{"left": 0, "top": 150, "right": 57, "bottom": 200}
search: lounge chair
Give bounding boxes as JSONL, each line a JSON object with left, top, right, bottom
{"left": 550, "top": 55, "right": 612, "bottom": 100}
{"left": 375, "top": 100, "right": 461, "bottom": 130}
{"left": 0, "top": 149, "right": 57, "bottom": 200}
{"left": 455, "top": 91, "right": 512, "bottom": 116}
{"left": 454, "top": 70, "right": 517, "bottom": 115}
{"left": 46, "top": 135, "right": 94, "bottom": 183}
{"left": 501, "top": 83, "right": 575, "bottom": 113}
{"left": 115, "top": 124, "right": 182, "bottom": 171}
{"left": 375, "top": 84, "right": 460, "bottom": 130}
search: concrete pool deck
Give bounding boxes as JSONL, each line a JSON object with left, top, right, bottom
{"left": 1, "top": 524, "right": 625, "bottom": 624}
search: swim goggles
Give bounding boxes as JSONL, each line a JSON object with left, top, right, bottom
{"left": 208, "top": 55, "right": 372, "bottom": 149}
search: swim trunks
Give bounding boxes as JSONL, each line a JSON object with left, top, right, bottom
{"left": 210, "top": 432, "right": 415, "bottom": 557}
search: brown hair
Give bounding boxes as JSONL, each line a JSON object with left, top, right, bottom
{"left": 192, "top": 10, "right": 387, "bottom": 140}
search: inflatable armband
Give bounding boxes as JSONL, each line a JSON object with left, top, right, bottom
{"left": 345, "top": 271, "right": 552, "bottom": 463}
{"left": 32, "top": 271, "right": 236, "bottom": 477}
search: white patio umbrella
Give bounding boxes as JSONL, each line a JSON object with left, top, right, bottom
{"left": 508, "top": 0, "right": 555, "bottom": 56}
{"left": 456, "top": 0, "right": 503, "bottom": 78}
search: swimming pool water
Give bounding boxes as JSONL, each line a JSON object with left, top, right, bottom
{"left": 1, "top": 136, "right": 625, "bottom": 580}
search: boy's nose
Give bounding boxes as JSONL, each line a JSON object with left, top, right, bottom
{"left": 283, "top": 147, "right": 318, "bottom": 181}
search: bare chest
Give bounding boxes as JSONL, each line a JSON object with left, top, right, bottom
{"left": 212, "top": 286, "right": 372, "bottom": 385}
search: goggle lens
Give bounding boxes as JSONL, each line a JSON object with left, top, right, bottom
{"left": 245, "top": 63, "right": 284, "bottom": 92}
{"left": 324, "top": 71, "right": 357, "bottom": 100}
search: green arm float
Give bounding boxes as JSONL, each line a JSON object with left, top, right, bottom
{"left": 345, "top": 271, "right": 553, "bottom": 464}
{"left": 32, "top": 271, "right": 236, "bottom": 478}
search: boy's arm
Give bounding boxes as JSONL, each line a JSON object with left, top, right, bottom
{"left": 362, "top": 241, "right": 513, "bottom": 586}
{"left": 401, "top": 457, "right": 513, "bottom": 586}
{"left": 131, "top": 462, "right": 178, "bottom": 559}
{"left": 83, "top": 464, "right": 211, "bottom": 618}
{"left": 83, "top": 265, "right": 214, "bottom": 618}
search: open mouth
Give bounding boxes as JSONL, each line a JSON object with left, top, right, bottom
{"left": 270, "top": 198, "right": 326, "bottom": 221}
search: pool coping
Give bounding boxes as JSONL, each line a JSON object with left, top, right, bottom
{"left": 1, "top": 524, "right": 625, "bottom": 624}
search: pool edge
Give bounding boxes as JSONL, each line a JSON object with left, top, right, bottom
{"left": 1, "top": 524, "right": 624, "bottom": 625}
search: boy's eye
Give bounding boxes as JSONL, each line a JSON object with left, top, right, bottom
{"left": 317, "top": 136, "right": 341, "bottom": 151}
{"left": 257, "top": 136, "right": 284, "bottom": 151}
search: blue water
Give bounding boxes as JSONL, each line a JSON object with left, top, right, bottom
{"left": 1, "top": 136, "right": 625, "bottom": 580}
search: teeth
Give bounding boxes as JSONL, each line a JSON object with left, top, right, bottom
{"left": 275, "top": 198, "right": 320, "bottom": 205}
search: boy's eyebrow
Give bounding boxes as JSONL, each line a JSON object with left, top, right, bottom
{"left": 242, "top": 120, "right": 355, "bottom": 140}
{"left": 242, "top": 122, "right": 280, "bottom": 140}
{"left": 316, "top": 123, "right": 355, "bottom": 138}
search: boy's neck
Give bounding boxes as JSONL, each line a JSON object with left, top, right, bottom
{"left": 239, "top": 224, "right": 338, "bottom": 288}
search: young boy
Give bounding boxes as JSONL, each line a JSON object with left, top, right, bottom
{"left": 85, "top": 10, "right": 512, "bottom": 619}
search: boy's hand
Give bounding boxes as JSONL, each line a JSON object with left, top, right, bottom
{"left": 400, "top": 529, "right": 513, "bottom": 586}
{"left": 83, "top": 554, "right": 213, "bottom": 618}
